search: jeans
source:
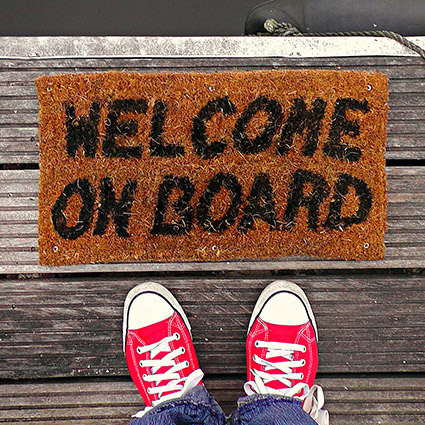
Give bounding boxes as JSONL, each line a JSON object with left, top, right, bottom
{"left": 130, "top": 386, "right": 318, "bottom": 425}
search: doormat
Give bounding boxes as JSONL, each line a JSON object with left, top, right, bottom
{"left": 36, "top": 70, "right": 388, "bottom": 266}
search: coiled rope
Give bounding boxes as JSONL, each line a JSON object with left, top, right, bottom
{"left": 256, "top": 18, "right": 425, "bottom": 61}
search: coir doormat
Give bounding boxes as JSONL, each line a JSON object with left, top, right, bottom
{"left": 36, "top": 70, "right": 388, "bottom": 266}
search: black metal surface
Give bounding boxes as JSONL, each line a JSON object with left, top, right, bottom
{"left": 0, "top": 0, "right": 260, "bottom": 36}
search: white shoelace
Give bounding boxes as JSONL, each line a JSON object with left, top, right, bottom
{"left": 133, "top": 333, "right": 204, "bottom": 418}
{"left": 244, "top": 340, "right": 329, "bottom": 425}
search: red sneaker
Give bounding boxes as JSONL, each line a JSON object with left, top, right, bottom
{"left": 123, "top": 282, "right": 204, "bottom": 418}
{"left": 245, "top": 281, "right": 328, "bottom": 424}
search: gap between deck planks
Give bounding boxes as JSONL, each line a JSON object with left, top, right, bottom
{"left": 0, "top": 56, "right": 424, "bottom": 164}
{"left": 0, "top": 167, "right": 425, "bottom": 273}
{"left": 0, "top": 275, "right": 424, "bottom": 379}
{"left": 0, "top": 376, "right": 424, "bottom": 424}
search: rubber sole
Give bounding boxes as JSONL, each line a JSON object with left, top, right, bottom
{"left": 248, "top": 280, "right": 319, "bottom": 340}
{"left": 122, "top": 282, "right": 192, "bottom": 353}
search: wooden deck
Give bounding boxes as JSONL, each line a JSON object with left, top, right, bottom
{"left": 0, "top": 37, "right": 424, "bottom": 424}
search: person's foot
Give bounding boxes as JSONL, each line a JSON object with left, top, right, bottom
{"left": 123, "top": 282, "right": 204, "bottom": 418}
{"left": 245, "top": 280, "right": 328, "bottom": 424}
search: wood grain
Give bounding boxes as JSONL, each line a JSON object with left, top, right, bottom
{"left": 0, "top": 376, "right": 423, "bottom": 423}
{"left": 0, "top": 276, "right": 424, "bottom": 379}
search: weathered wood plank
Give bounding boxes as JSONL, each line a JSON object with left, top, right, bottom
{"left": 0, "top": 376, "right": 423, "bottom": 423}
{"left": 0, "top": 56, "right": 424, "bottom": 164}
{"left": 0, "top": 276, "right": 424, "bottom": 379}
{"left": 0, "top": 168, "right": 424, "bottom": 273}
{"left": 1, "top": 36, "right": 424, "bottom": 59}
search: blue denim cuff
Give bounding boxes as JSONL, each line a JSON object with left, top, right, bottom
{"left": 130, "top": 386, "right": 226, "bottom": 425}
{"left": 231, "top": 393, "right": 318, "bottom": 425}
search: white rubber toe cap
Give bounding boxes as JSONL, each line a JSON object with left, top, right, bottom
{"left": 259, "top": 292, "right": 309, "bottom": 326}
{"left": 128, "top": 293, "right": 174, "bottom": 330}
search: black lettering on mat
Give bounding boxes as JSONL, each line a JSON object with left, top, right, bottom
{"left": 192, "top": 97, "right": 237, "bottom": 159}
{"left": 103, "top": 98, "right": 148, "bottom": 158}
{"left": 325, "top": 173, "right": 373, "bottom": 230}
{"left": 65, "top": 101, "right": 101, "bottom": 158}
{"left": 51, "top": 178, "right": 95, "bottom": 240}
{"left": 150, "top": 100, "right": 185, "bottom": 158}
{"left": 233, "top": 96, "right": 282, "bottom": 154}
{"left": 238, "top": 173, "right": 278, "bottom": 234}
{"left": 323, "top": 98, "right": 369, "bottom": 162}
{"left": 197, "top": 172, "right": 243, "bottom": 233}
{"left": 151, "top": 175, "right": 195, "bottom": 236}
{"left": 276, "top": 98, "right": 327, "bottom": 157}
{"left": 283, "top": 169, "right": 331, "bottom": 231}
{"left": 93, "top": 177, "right": 138, "bottom": 238}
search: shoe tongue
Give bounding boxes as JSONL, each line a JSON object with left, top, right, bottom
{"left": 153, "top": 357, "right": 177, "bottom": 396}
{"left": 258, "top": 320, "right": 309, "bottom": 394}
{"left": 262, "top": 355, "right": 293, "bottom": 392}
{"left": 262, "top": 366, "right": 304, "bottom": 397}
{"left": 135, "top": 317, "right": 183, "bottom": 398}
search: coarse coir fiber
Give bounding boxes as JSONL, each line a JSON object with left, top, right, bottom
{"left": 36, "top": 70, "right": 388, "bottom": 266}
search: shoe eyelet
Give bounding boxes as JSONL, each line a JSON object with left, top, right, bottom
{"left": 142, "top": 374, "right": 148, "bottom": 380}
{"left": 139, "top": 360, "right": 143, "bottom": 367}
{"left": 301, "top": 346, "right": 307, "bottom": 353}
{"left": 184, "top": 361, "right": 189, "bottom": 367}
{"left": 136, "top": 347, "right": 142, "bottom": 354}
{"left": 254, "top": 341, "right": 260, "bottom": 348}
{"left": 147, "top": 388, "right": 151, "bottom": 394}
{"left": 301, "top": 359, "right": 306, "bottom": 366}
{"left": 181, "top": 347, "right": 186, "bottom": 354}
{"left": 173, "top": 332, "right": 181, "bottom": 340}
{"left": 300, "top": 373, "right": 304, "bottom": 379}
